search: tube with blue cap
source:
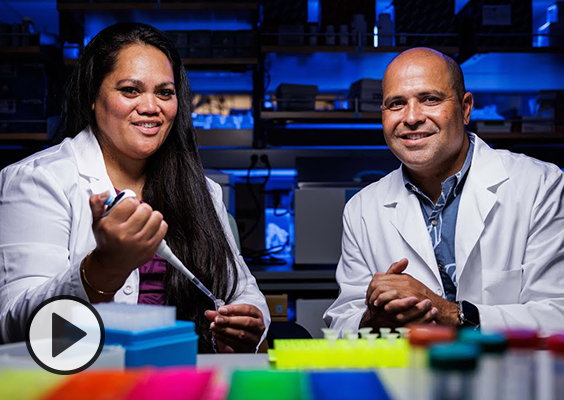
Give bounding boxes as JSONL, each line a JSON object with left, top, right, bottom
{"left": 103, "top": 189, "right": 225, "bottom": 311}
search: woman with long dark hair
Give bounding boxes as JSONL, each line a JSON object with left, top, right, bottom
{"left": 0, "top": 22, "right": 269, "bottom": 353}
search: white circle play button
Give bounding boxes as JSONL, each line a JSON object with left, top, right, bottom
{"left": 25, "top": 295, "right": 105, "bottom": 375}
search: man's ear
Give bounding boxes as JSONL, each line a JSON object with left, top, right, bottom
{"left": 462, "top": 92, "right": 473, "bottom": 125}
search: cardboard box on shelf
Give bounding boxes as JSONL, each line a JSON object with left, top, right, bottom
{"left": 266, "top": 294, "right": 288, "bottom": 322}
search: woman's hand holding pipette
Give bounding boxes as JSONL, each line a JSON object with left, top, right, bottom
{"left": 205, "top": 304, "right": 265, "bottom": 353}
{"left": 81, "top": 191, "right": 168, "bottom": 302}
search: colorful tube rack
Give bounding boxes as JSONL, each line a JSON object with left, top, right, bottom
{"left": 228, "top": 370, "right": 391, "bottom": 400}
{"left": 0, "top": 368, "right": 224, "bottom": 400}
{"left": 268, "top": 337, "right": 410, "bottom": 369}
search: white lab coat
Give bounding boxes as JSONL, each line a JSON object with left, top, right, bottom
{"left": 324, "top": 133, "right": 564, "bottom": 336}
{"left": 0, "top": 127, "right": 270, "bottom": 345}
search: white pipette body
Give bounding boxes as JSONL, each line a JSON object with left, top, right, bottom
{"left": 102, "top": 190, "right": 224, "bottom": 310}
{"left": 156, "top": 240, "right": 224, "bottom": 310}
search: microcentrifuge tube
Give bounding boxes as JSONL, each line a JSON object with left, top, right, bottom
{"left": 358, "top": 327, "right": 373, "bottom": 338}
{"left": 396, "top": 327, "right": 409, "bottom": 338}
{"left": 367, "top": 333, "right": 378, "bottom": 345}
{"left": 380, "top": 327, "right": 392, "bottom": 338}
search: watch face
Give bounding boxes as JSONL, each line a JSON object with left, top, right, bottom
{"left": 460, "top": 301, "right": 480, "bottom": 328}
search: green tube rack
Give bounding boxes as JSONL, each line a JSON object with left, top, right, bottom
{"left": 228, "top": 370, "right": 311, "bottom": 400}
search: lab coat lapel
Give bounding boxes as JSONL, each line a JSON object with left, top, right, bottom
{"left": 71, "top": 127, "right": 116, "bottom": 197}
{"left": 456, "top": 134, "right": 509, "bottom": 281}
{"left": 385, "top": 169, "right": 442, "bottom": 283}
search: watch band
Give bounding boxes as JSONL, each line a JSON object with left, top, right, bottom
{"left": 457, "top": 301, "right": 480, "bottom": 329}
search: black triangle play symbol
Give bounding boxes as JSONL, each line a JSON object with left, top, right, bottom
{"left": 52, "top": 313, "right": 87, "bottom": 358}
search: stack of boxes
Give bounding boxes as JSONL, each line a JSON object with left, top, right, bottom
{"left": 391, "top": 0, "right": 538, "bottom": 50}
{"left": 187, "top": 31, "right": 212, "bottom": 58}
{"left": 0, "top": 21, "right": 46, "bottom": 135}
{"left": 456, "top": 0, "right": 533, "bottom": 48}
{"left": 347, "top": 79, "right": 382, "bottom": 112}
{"left": 166, "top": 30, "right": 256, "bottom": 59}
{"left": 212, "top": 31, "right": 237, "bottom": 58}
{"left": 394, "top": 0, "right": 457, "bottom": 47}
{"left": 275, "top": 84, "right": 318, "bottom": 111}
{"left": 319, "top": 0, "right": 375, "bottom": 46}
{"left": 261, "top": 0, "right": 308, "bottom": 45}
{"left": 261, "top": 0, "right": 375, "bottom": 47}
{"left": 0, "top": 21, "right": 40, "bottom": 47}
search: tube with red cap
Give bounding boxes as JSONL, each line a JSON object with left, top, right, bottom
{"left": 500, "top": 329, "right": 540, "bottom": 400}
{"left": 547, "top": 334, "right": 564, "bottom": 400}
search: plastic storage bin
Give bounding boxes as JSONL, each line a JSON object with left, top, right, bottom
{"left": 0, "top": 339, "right": 125, "bottom": 370}
{"left": 103, "top": 321, "right": 198, "bottom": 368}
{"left": 347, "top": 79, "right": 382, "bottom": 112}
{"left": 275, "top": 84, "right": 318, "bottom": 111}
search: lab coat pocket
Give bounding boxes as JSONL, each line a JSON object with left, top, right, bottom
{"left": 482, "top": 269, "right": 522, "bottom": 305}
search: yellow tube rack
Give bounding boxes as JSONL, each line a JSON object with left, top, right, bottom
{"left": 268, "top": 338, "right": 410, "bottom": 370}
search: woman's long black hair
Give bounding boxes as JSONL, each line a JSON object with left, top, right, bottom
{"left": 58, "top": 22, "right": 239, "bottom": 352}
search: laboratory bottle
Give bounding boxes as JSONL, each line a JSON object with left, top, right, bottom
{"left": 338, "top": 24, "right": 349, "bottom": 46}
{"left": 408, "top": 325, "right": 456, "bottom": 400}
{"left": 547, "top": 334, "right": 564, "bottom": 400}
{"left": 377, "top": 13, "right": 394, "bottom": 47}
{"left": 500, "top": 329, "right": 540, "bottom": 400}
{"left": 325, "top": 25, "right": 335, "bottom": 45}
{"left": 458, "top": 329, "right": 507, "bottom": 400}
{"left": 429, "top": 343, "right": 480, "bottom": 400}
{"left": 351, "top": 14, "right": 367, "bottom": 46}
{"left": 307, "top": 23, "right": 318, "bottom": 46}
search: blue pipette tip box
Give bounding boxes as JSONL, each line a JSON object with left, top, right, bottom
{"left": 103, "top": 321, "right": 198, "bottom": 368}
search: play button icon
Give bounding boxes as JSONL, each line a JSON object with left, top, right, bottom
{"left": 26, "top": 295, "right": 105, "bottom": 375}
{"left": 52, "top": 313, "right": 87, "bottom": 358}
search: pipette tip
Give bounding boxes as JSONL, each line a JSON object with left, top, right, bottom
{"left": 215, "top": 299, "right": 225, "bottom": 312}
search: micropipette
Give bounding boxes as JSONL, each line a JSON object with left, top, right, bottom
{"left": 102, "top": 189, "right": 225, "bottom": 311}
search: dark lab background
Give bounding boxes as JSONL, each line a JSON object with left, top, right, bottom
{"left": 1, "top": 0, "right": 563, "bottom": 335}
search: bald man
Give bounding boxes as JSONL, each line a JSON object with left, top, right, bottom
{"left": 324, "top": 48, "right": 564, "bottom": 336}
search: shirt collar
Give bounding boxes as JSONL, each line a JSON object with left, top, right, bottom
{"left": 403, "top": 132, "right": 475, "bottom": 197}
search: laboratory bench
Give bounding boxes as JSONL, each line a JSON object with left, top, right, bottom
{"left": 250, "top": 264, "right": 338, "bottom": 293}
{"left": 0, "top": 334, "right": 559, "bottom": 400}
{"left": 197, "top": 353, "right": 412, "bottom": 399}
{"left": 196, "top": 351, "right": 555, "bottom": 400}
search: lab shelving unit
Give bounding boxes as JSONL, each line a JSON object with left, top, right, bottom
{"left": 2, "top": 1, "right": 563, "bottom": 164}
